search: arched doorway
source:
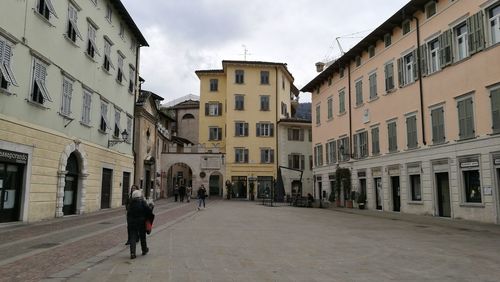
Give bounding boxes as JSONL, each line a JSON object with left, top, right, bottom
{"left": 209, "top": 172, "right": 223, "bottom": 196}
{"left": 166, "top": 163, "right": 193, "bottom": 198}
{"left": 63, "top": 152, "right": 79, "bottom": 215}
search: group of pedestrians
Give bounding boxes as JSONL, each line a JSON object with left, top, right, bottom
{"left": 173, "top": 184, "right": 207, "bottom": 210}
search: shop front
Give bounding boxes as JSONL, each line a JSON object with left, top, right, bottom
{"left": 0, "top": 149, "right": 27, "bottom": 223}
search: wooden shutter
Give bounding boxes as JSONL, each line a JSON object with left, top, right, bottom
{"left": 431, "top": 109, "right": 438, "bottom": 143}
{"left": 465, "top": 99, "right": 474, "bottom": 138}
{"left": 353, "top": 134, "right": 359, "bottom": 158}
{"left": 467, "top": 11, "right": 485, "bottom": 55}
{"left": 270, "top": 123, "right": 274, "bottom": 137}
{"left": 270, "top": 150, "right": 274, "bottom": 163}
{"left": 217, "top": 127, "right": 222, "bottom": 140}
{"left": 412, "top": 49, "right": 419, "bottom": 81}
{"left": 205, "top": 103, "right": 209, "bottom": 116}
{"left": 419, "top": 44, "right": 428, "bottom": 77}
{"left": 491, "top": 89, "right": 500, "bottom": 133}
{"left": 256, "top": 123, "right": 260, "bottom": 136}
{"left": 457, "top": 100, "right": 466, "bottom": 138}
{"left": 397, "top": 58, "right": 403, "bottom": 87}
{"left": 439, "top": 29, "right": 453, "bottom": 67}
{"left": 218, "top": 103, "right": 223, "bottom": 115}
{"left": 260, "top": 149, "right": 265, "bottom": 163}
{"left": 301, "top": 155, "right": 305, "bottom": 170}
{"left": 235, "top": 123, "right": 238, "bottom": 136}
{"left": 288, "top": 155, "right": 292, "bottom": 167}
{"left": 244, "top": 123, "right": 249, "bottom": 136}
{"left": 325, "top": 143, "right": 330, "bottom": 164}
{"left": 244, "top": 149, "right": 249, "bottom": 163}
{"left": 2, "top": 43, "right": 18, "bottom": 86}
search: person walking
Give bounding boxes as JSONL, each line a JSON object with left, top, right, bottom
{"left": 125, "top": 185, "right": 139, "bottom": 245}
{"left": 174, "top": 185, "right": 179, "bottom": 202}
{"left": 186, "top": 185, "right": 193, "bottom": 203}
{"left": 127, "top": 190, "right": 153, "bottom": 259}
{"left": 197, "top": 184, "right": 207, "bottom": 210}
{"left": 179, "top": 184, "right": 186, "bottom": 202}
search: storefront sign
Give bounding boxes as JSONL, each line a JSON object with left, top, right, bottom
{"left": 357, "top": 171, "right": 366, "bottom": 178}
{"left": 460, "top": 161, "right": 479, "bottom": 168}
{"left": 0, "top": 149, "right": 28, "bottom": 164}
{"left": 494, "top": 158, "right": 500, "bottom": 165}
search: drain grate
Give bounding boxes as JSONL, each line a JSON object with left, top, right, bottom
{"left": 30, "top": 243, "right": 60, "bottom": 249}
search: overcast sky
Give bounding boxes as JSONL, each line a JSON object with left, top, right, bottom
{"left": 121, "top": 0, "right": 409, "bottom": 103}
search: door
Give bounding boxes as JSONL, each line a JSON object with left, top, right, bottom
{"left": 374, "top": 178, "right": 382, "bottom": 210}
{"left": 0, "top": 163, "right": 23, "bottom": 223}
{"left": 436, "top": 172, "right": 451, "bottom": 217}
{"left": 101, "top": 168, "right": 113, "bottom": 209}
{"left": 63, "top": 153, "right": 79, "bottom": 215}
{"left": 122, "top": 172, "right": 131, "bottom": 206}
{"left": 318, "top": 182, "right": 323, "bottom": 201}
{"left": 209, "top": 174, "right": 220, "bottom": 196}
{"left": 232, "top": 176, "right": 247, "bottom": 198}
{"left": 391, "top": 176, "right": 400, "bottom": 212}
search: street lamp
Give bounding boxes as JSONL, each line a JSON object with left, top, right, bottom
{"left": 108, "top": 129, "right": 129, "bottom": 147}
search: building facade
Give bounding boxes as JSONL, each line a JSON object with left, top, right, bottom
{"left": 303, "top": 0, "right": 500, "bottom": 223}
{"left": 0, "top": 0, "right": 147, "bottom": 223}
{"left": 196, "top": 60, "right": 300, "bottom": 200}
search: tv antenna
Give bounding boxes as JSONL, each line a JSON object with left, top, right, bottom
{"left": 241, "top": 44, "right": 252, "bottom": 61}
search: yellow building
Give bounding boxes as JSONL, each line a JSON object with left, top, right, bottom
{"left": 196, "top": 61, "right": 298, "bottom": 199}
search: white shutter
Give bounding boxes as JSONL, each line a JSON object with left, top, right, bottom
{"left": 88, "top": 25, "right": 100, "bottom": 56}
{"left": 101, "top": 102, "right": 110, "bottom": 129}
{"left": 104, "top": 41, "right": 115, "bottom": 69}
{"left": 34, "top": 60, "right": 52, "bottom": 102}
{"left": 68, "top": 5, "right": 83, "bottom": 40}
{"left": 44, "top": 0, "right": 58, "bottom": 18}
{"left": 61, "top": 78, "right": 72, "bottom": 115}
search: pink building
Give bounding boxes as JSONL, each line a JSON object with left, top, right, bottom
{"left": 302, "top": 0, "right": 500, "bottom": 223}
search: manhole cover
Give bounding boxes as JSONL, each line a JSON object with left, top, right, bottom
{"left": 99, "top": 222, "right": 113, "bottom": 225}
{"left": 31, "top": 243, "right": 60, "bottom": 249}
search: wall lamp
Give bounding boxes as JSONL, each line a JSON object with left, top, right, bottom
{"left": 108, "top": 129, "right": 129, "bottom": 147}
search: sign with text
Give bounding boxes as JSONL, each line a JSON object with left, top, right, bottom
{"left": 0, "top": 149, "right": 28, "bottom": 164}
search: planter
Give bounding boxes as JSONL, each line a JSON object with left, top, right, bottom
{"left": 346, "top": 200, "right": 353, "bottom": 208}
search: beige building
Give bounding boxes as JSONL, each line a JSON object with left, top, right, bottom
{"left": 0, "top": 0, "right": 147, "bottom": 223}
{"left": 303, "top": 0, "right": 500, "bottom": 223}
{"left": 196, "top": 60, "right": 302, "bottom": 200}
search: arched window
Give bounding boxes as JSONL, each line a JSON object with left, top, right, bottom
{"left": 182, "top": 113, "right": 195, "bottom": 120}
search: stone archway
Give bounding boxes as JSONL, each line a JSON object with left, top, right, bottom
{"left": 56, "top": 139, "right": 89, "bottom": 217}
{"left": 208, "top": 171, "right": 223, "bottom": 196}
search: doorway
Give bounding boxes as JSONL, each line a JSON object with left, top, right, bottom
{"left": 0, "top": 163, "right": 23, "bottom": 223}
{"left": 391, "top": 176, "right": 400, "bottom": 212}
{"left": 63, "top": 153, "right": 79, "bottom": 215}
{"left": 122, "top": 172, "right": 131, "bottom": 206}
{"left": 374, "top": 177, "right": 382, "bottom": 210}
{"left": 209, "top": 174, "right": 221, "bottom": 196}
{"left": 232, "top": 176, "right": 247, "bottom": 199}
{"left": 436, "top": 172, "right": 451, "bottom": 217}
{"left": 101, "top": 168, "right": 113, "bottom": 209}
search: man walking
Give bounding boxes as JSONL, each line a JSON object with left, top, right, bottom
{"left": 174, "top": 185, "right": 179, "bottom": 202}
{"left": 197, "top": 184, "right": 207, "bottom": 210}
{"left": 179, "top": 184, "right": 186, "bottom": 202}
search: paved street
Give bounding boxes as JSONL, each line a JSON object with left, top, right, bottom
{"left": 20, "top": 200, "right": 499, "bottom": 282}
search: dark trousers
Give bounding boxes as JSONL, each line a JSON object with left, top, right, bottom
{"left": 180, "top": 194, "right": 185, "bottom": 202}
{"left": 174, "top": 194, "right": 178, "bottom": 201}
{"left": 129, "top": 222, "right": 147, "bottom": 255}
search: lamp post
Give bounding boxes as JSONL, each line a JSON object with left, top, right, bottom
{"left": 108, "top": 130, "right": 129, "bottom": 147}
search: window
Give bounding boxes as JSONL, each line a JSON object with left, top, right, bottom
{"left": 337, "top": 137, "right": 350, "bottom": 162}
{"left": 328, "top": 77, "right": 332, "bottom": 86}
{"left": 235, "top": 95, "right": 244, "bottom": 110}
{"left": 309, "top": 155, "right": 313, "bottom": 170}
{"left": 103, "top": 39, "right": 114, "bottom": 72}
{"left": 315, "top": 104, "right": 320, "bottom": 125}
{"left": 489, "top": 3, "right": 500, "bottom": 45}
{"left": 37, "top": 0, "right": 57, "bottom": 20}
{"left": 457, "top": 97, "right": 475, "bottom": 140}
{"left": 235, "top": 122, "right": 249, "bottom": 137}
{"left": 314, "top": 144, "right": 323, "bottom": 167}
{"left": 66, "top": 3, "right": 82, "bottom": 43}
{"left": 209, "top": 127, "right": 222, "bottom": 141}
{"left": 86, "top": 23, "right": 99, "bottom": 59}
{"left": 288, "top": 154, "right": 305, "bottom": 170}
{"left": 119, "top": 22, "right": 125, "bottom": 39}
{"left": 431, "top": 107, "right": 445, "bottom": 144}
{"left": 288, "top": 128, "right": 304, "bottom": 141}
{"left": 31, "top": 58, "right": 52, "bottom": 105}
{"left": 126, "top": 115, "right": 132, "bottom": 142}
{"left": 260, "top": 148, "right": 274, "bottom": 164}
{"left": 462, "top": 169, "right": 481, "bottom": 203}
{"left": 402, "top": 20, "right": 411, "bottom": 35}
{"left": 326, "top": 140, "right": 337, "bottom": 164}
{"left": 339, "top": 90, "right": 345, "bottom": 113}
{"left": 130, "top": 38, "right": 136, "bottom": 54}
{"left": 427, "top": 39, "right": 440, "bottom": 74}
{"left": 398, "top": 51, "right": 418, "bottom": 87}
{"left": 128, "top": 66, "right": 135, "bottom": 93}
{"left": 353, "top": 131, "right": 368, "bottom": 159}
{"left": 491, "top": 88, "right": 500, "bottom": 133}
{"left": 355, "top": 80, "right": 363, "bottom": 106}
{"left": 205, "top": 102, "right": 222, "bottom": 116}
{"left": 327, "top": 97, "right": 333, "bottom": 120}
{"left": 384, "top": 33, "right": 392, "bottom": 47}
{"left": 308, "top": 129, "right": 312, "bottom": 142}
{"left": 60, "top": 77, "right": 73, "bottom": 116}
{"left": 182, "top": 113, "right": 194, "bottom": 120}
{"left": 282, "top": 74, "right": 285, "bottom": 89}
{"left": 355, "top": 55, "right": 361, "bottom": 67}
{"left": 388, "top": 121, "right": 398, "bottom": 152}
{"left": 99, "top": 101, "right": 109, "bottom": 132}
{"left": 368, "top": 45, "right": 375, "bottom": 58}
{"left": 114, "top": 109, "right": 121, "bottom": 137}
{"left": 406, "top": 115, "right": 418, "bottom": 149}
{"left": 105, "top": 4, "right": 112, "bottom": 23}
{"left": 260, "top": 71, "right": 269, "bottom": 84}
{"left": 256, "top": 122, "right": 274, "bottom": 137}
{"left": 209, "top": 79, "right": 218, "bottom": 91}
{"left": 455, "top": 23, "right": 468, "bottom": 61}
{"left": 90, "top": 0, "right": 97, "bottom": 6}
{"left": 425, "top": 1, "right": 436, "bottom": 19}
{"left": 384, "top": 62, "right": 395, "bottom": 91}
{"left": 235, "top": 148, "right": 249, "bottom": 163}
{"left": 235, "top": 70, "right": 244, "bottom": 84}
{"left": 339, "top": 67, "right": 345, "bottom": 78}
{"left": 260, "top": 95, "right": 270, "bottom": 111}
{"left": 81, "top": 90, "right": 92, "bottom": 125}
{"left": 410, "top": 174, "right": 422, "bottom": 201}
{"left": 371, "top": 127, "right": 380, "bottom": 155}
{"left": 438, "top": 30, "right": 453, "bottom": 67}
{"left": 0, "top": 37, "right": 18, "bottom": 90}
{"left": 369, "top": 73, "right": 377, "bottom": 99}
{"left": 117, "top": 53, "right": 125, "bottom": 83}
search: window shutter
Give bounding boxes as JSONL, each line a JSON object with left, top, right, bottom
{"left": 45, "top": 0, "right": 58, "bottom": 18}
{"left": 439, "top": 108, "right": 445, "bottom": 142}
{"left": 299, "top": 129, "right": 304, "bottom": 141}
{"left": 491, "top": 89, "right": 500, "bottom": 133}
{"left": 218, "top": 128, "right": 222, "bottom": 140}
{"left": 244, "top": 149, "right": 249, "bottom": 163}
{"left": 270, "top": 150, "right": 274, "bottom": 163}
{"left": 260, "top": 149, "right": 265, "bottom": 163}
{"left": 256, "top": 123, "right": 260, "bottom": 137}
{"left": 205, "top": 103, "right": 209, "bottom": 116}
{"left": 465, "top": 99, "right": 475, "bottom": 137}
{"left": 325, "top": 143, "right": 330, "bottom": 164}
{"left": 353, "top": 134, "right": 358, "bottom": 158}
{"left": 439, "top": 29, "right": 453, "bottom": 67}
{"left": 457, "top": 100, "right": 466, "bottom": 137}
{"left": 431, "top": 110, "right": 438, "bottom": 142}
{"left": 235, "top": 123, "right": 238, "bottom": 136}
{"left": 301, "top": 155, "right": 305, "bottom": 170}
{"left": 412, "top": 49, "right": 419, "bottom": 81}
{"left": 270, "top": 123, "right": 274, "bottom": 137}
{"left": 218, "top": 103, "right": 222, "bottom": 115}
{"left": 244, "top": 123, "right": 248, "bottom": 136}
{"left": 397, "top": 58, "right": 403, "bottom": 87}
{"left": 467, "top": 11, "right": 485, "bottom": 55}
{"left": 288, "top": 155, "right": 292, "bottom": 168}
{"left": 69, "top": 5, "right": 83, "bottom": 40}
{"left": 419, "top": 44, "right": 427, "bottom": 77}
{"left": 2, "top": 43, "right": 18, "bottom": 86}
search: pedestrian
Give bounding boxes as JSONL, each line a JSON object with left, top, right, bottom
{"left": 186, "top": 185, "right": 193, "bottom": 202}
{"left": 179, "top": 184, "right": 186, "bottom": 202}
{"left": 174, "top": 185, "right": 179, "bottom": 202}
{"left": 197, "top": 184, "right": 207, "bottom": 210}
{"left": 127, "top": 189, "right": 153, "bottom": 259}
{"left": 125, "top": 184, "right": 140, "bottom": 245}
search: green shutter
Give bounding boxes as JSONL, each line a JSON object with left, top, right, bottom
{"left": 465, "top": 99, "right": 475, "bottom": 138}
{"left": 438, "top": 108, "right": 445, "bottom": 142}
{"left": 397, "top": 58, "right": 403, "bottom": 87}
{"left": 256, "top": 123, "right": 260, "bottom": 137}
{"left": 439, "top": 29, "right": 453, "bottom": 67}
{"left": 458, "top": 100, "right": 466, "bottom": 138}
{"left": 412, "top": 49, "right": 419, "bottom": 81}
{"left": 419, "top": 44, "right": 428, "bottom": 77}
{"left": 325, "top": 143, "right": 330, "bottom": 164}
{"left": 431, "top": 109, "right": 438, "bottom": 143}
{"left": 491, "top": 89, "right": 500, "bottom": 133}
{"left": 467, "top": 11, "right": 485, "bottom": 55}
{"left": 353, "top": 134, "right": 359, "bottom": 158}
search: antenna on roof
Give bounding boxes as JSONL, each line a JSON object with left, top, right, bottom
{"left": 241, "top": 44, "right": 252, "bottom": 61}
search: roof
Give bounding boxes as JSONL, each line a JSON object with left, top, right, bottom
{"left": 169, "top": 99, "right": 200, "bottom": 110}
{"left": 301, "top": 0, "right": 429, "bottom": 92}
{"left": 137, "top": 90, "right": 164, "bottom": 106}
{"left": 163, "top": 94, "right": 200, "bottom": 107}
{"left": 114, "top": 1, "right": 149, "bottom": 46}
{"left": 171, "top": 135, "right": 194, "bottom": 146}
{"left": 195, "top": 60, "right": 295, "bottom": 82}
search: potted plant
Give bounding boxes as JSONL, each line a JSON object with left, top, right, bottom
{"left": 249, "top": 182, "right": 255, "bottom": 201}
{"left": 357, "top": 191, "right": 367, "bottom": 210}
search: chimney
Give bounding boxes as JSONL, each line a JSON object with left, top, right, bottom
{"left": 315, "top": 62, "right": 325, "bottom": 72}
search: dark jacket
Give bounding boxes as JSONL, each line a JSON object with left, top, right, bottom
{"left": 127, "top": 198, "right": 153, "bottom": 226}
{"left": 197, "top": 188, "right": 206, "bottom": 199}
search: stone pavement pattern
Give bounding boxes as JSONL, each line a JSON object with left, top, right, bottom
{"left": 57, "top": 201, "right": 500, "bottom": 282}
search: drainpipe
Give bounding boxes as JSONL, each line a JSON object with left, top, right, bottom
{"left": 132, "top": 44, "right": 141, "bottom": 186}
{"left": 347, "top": 64, "right": 352, "bottom": 158}
{"left": 274, "top": 66, "right": 279, "bottom": 206}
{"left": 413, "top": 15, "right": 427, "bottom": 145}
